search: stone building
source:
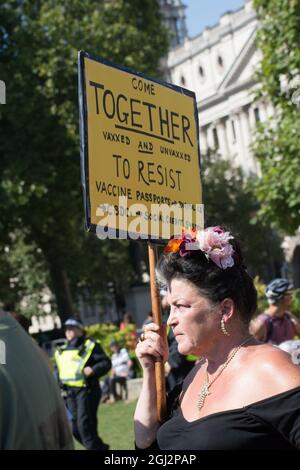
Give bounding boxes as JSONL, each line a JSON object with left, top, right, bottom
{"left": 163, "top": 0, "right": 270, "bottom": 174}
{"left": 160, "top": 0, "right": 300, "bottom": 286}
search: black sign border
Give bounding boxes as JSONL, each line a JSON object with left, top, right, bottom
{"left": 78, "top": 50, "right": 202, "bottom": 241}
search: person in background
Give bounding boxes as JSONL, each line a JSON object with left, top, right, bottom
{"left": 9, "top": 311, "right": 54, "bottom": 370}
{"left": 54, "top": 318, "right": 111, "bottom": 450}
{"left": 278, "top": 340, "right": 300, "bottom": 366}
{"left": 120, "top": 312, "right": 134, "bottom": 330}
{"left": 142, "top": 311, "right": 154, "bottom": 327}
{"left": 0, "top": 309, "right": 73, "bottom": 449}
{"left": 120, "top": 312, "right": 138, "bottom": 351}
{"left": 250, "top": 278, "right": 300, "bottom": 344}
{"left": 102, "top": 339, "right": 133, "bottom": 403}
{"left": 134, "top": 227, "right": 300, "bottom": 450}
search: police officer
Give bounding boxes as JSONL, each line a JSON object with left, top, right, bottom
{"left": 54, "top": 318, "right": 111, "bottom": 450}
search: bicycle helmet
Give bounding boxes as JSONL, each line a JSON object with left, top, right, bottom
{"left": 265, "top": 278, "right": 293, "bottom": 302}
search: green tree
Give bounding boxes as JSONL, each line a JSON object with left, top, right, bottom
{"left": 202, "top": 151, "right": 283, "bottom": 279}
{"left": 252, "top": 0, "right": 300, "bottom": 234}
{"left": 0, "top": 0, "right": 169, "bottom": 320}
{"left": 0, "top": 229, "right": 52, "bottom": 318}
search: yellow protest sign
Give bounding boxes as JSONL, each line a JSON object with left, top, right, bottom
{"left": 78, "top": 51, "right": 203, "bottom": 240}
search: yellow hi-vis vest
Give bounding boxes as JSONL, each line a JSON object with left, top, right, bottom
{"left": 54, "top": 339, "right": 96, "bottom": 388}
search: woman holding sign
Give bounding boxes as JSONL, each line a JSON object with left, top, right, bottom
{"left": 134, "top": 226, "right": 300, "bottom": 450}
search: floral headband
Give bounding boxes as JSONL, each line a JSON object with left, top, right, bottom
{"left": 164, "top": 226, "right": 237, "bottom": 270}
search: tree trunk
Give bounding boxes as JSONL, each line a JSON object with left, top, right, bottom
{"left": 129, "top": 240, "right": 144, "bottom": 283}
{"left": 49, "top": 262, "right": 74, "bottom": 324}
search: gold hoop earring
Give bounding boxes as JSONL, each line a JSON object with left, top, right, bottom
{"left": 221, "top": 317, "right": 230, "bottom": 336}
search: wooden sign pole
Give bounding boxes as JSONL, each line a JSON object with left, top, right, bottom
{"left": 148, "top": 242, "right": 167, "bottom": 423}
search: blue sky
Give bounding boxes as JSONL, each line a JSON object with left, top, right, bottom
{"left": 184, "top": 0, "right": 246, "bottom": 38}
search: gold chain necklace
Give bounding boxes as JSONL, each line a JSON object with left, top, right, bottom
{"left": 196, "top": 336, "right": 252, "bottom": 411}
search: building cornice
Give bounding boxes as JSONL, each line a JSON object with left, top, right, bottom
{"left": 218, "top": 28, "right": 257, "bottom": 91}
{"left": 197, "top": 77, "right": 258, "bottom": 112}
{"left": 167, "top": 11, "right": 257, "bottom": 70}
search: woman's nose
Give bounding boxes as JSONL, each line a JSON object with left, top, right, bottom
{"left": 167, "top": 306, "right": 178, "bottom": 326}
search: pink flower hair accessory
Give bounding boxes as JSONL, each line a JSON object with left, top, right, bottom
{"left": 164, "top": 226, "right": 236, "bottom": 270}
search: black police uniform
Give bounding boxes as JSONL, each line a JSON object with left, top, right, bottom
{"left": 56, "top": 336, "right": 111, "bottom": 450}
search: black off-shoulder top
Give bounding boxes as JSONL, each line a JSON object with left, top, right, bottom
{"left": 141, "top": 384, "right": 300, "bottom": 450}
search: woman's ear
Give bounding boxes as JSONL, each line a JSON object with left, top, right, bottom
{"left": 220, "top": 298, "right": 235, "bottom": 321}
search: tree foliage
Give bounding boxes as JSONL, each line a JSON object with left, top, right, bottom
{"left": 0, "top": 0, "right": 169, "bottom": 319}
{"left": 202, "top": 151, "right": 283, "bottom": 280}
{"left": 252, "top": 0, "right": 300, "bottom": 234}
{"left": 0, "top": 229, "right": 52, "bottom": 317}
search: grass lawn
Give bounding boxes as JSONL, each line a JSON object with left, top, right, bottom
{"left": 74, "top": 399, "right": 137, "bottom": 450}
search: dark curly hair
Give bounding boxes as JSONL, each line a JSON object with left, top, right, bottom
{"left": 157, "top": 233, "right": 257, "bottom": 326}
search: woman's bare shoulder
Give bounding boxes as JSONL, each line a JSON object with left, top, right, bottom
{"left": 247, "top": 344, "right": 300, "bottom": 392}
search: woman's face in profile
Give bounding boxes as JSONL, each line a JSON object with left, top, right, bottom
{"left": 166, "top": 278, "right": 220, "bottom": 356}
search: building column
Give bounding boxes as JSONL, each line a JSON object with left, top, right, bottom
{"left": 239, "top": 106, "right": 253, "bottom": 173}
{"left": 215, "top": 118, "right": 229, "bottom": 159}
{"left": 207, "top": 124, "right": 215, "bottom": 150}
{"left": 248, "top": 104, "right": 257, "bottom": 130}
{"left": 248, "top": 105, "right": 262, "bottom": 175}
{"left": 230, "top": 110, "right": 246, "bottom": 169}
{"left": 259, "top": 101, "right": 268, "bottom": 122}
{"left": 225, "top": 116, "right": 235, "bottom": 158}
{"left": 199, "top": 127, "right": 208, "bottom": 155}
{"left": 266, "top": 101, "right": 275, "bottom": 119}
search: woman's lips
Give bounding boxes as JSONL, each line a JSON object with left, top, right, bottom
{"left": 174, "top": 333, "right": 183, "bottom": 339}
